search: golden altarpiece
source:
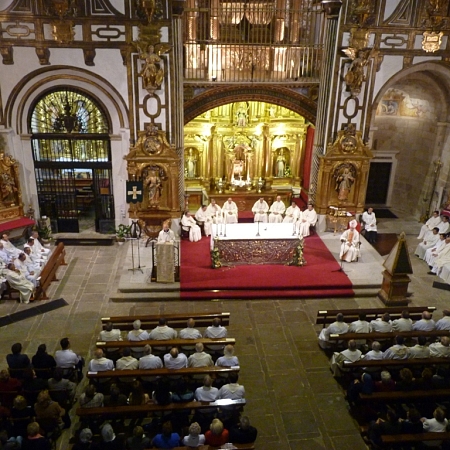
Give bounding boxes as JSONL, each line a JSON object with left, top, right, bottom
{"left": 316, "top": 124, "right": 373, "bottom": 232}
{"left": 183, "top": 101, "right": 309, "bottom": 211}
{"left": 0, "top": 150, "right": 24, "bottom": 222}
{"left": 124, "top": 124, "right": 180, "bottom": 235}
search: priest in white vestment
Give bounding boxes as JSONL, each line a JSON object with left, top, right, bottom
{"left": 339, "top": 220, "right": 360, "bottom": 262}
{"left": 430, "top": 236, "right": 450, "bottom": 275}
{"left": 361, "top": 207, "right": 377, "bottom": 244}
{"left": 0, "top": 243, "right": 11, "bottom": 265}
{"left": 30, "top": 231, "right": 51, "bottom": 257}
{"left": 415, "top": 227, "right": 440, "bottom": 259}
{"left": 222, "top": 198, "right": 238, "bottom": 224}
{"left": 417, "top": 211, "right": 441, "bottom": 240}
{"left": 425, "top": 234, "right": 447, "bottom": 266}
{"left": 283, "top": 201, "right": 301, "bottom": 224}
{"left": 252, "top": 198, "right": 269, "bottom": 223}
{"left": 0, "top": 233, "right": 21, "bottom": 260}
{"left": 205, "top": 199, "right": 223, "bottom": 224}
{"left": 195, "top": 205, "right": 212, "bottom": 236}
{"left": 15, "top": 253, "right": 40, "bottom": 287}
{"left": 268, "top": 196, "right": 285, "bottom": 223}
{"left": 297, "top": 203, "right": 318, "bottom": 237}
{"left": 157, "top": 221, "right": 176, "bottom": 243}
{"left": 181, "top": 212, "right": 202, "bottom": 242}
{"left": 5, "top": 263, "right": 34, "bottom": 304}
{"left": 438, "top": 216, "right": 450, "bottom": 234}
{"left": 24, "top": 245, "right": 45, "bottom": 268}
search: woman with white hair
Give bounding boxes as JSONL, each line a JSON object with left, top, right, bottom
{"left": 205, "top": 418, "right": 229, "bottom": 447}
{"left": 183, "top": 422, "right": 205, "bottom": 447}
{"left": 127, "top": 320, "right": 149, "bottom": 358}
{"left": 216, "top": 345, "right": 239, "bottom": 367}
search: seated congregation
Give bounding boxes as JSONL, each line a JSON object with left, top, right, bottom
{"left": 0, "top": 315, "right": 257, "bottom": 449}
{"left": 318, "top": 308, "right": 450, "bottom": 449}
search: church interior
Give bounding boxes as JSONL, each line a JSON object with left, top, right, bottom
{"left": 0, "top": 0, "right": 450, "bottom": 448}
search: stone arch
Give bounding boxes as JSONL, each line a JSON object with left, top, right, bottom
{"left": 5, "top": 65, "right": 129, "bottom": 134}
{"left": 184, "top": 85, "right": 317, "bottom": 124}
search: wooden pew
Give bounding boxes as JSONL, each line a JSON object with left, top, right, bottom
{"left": 329, "top": 330, "right": 450, "bottom": 344}
{"left": 101, "top": 312, "right": 230, "bottom": 331}
{"left": 345, "top": 357, "right": 450, "bottom": 370}
{"left": 87, "top": 366, "right": 240, "bottom": 381}
{"left": 316, "top": 306, "right": 436, "bottom": 328}
{"left": 95, "top": 338, "right": 235, "bottom": 352}
{"left": 360, "top": 388, "right": 450, "bottom": 403}
{"left": 171, "top": 445, "right": 255, "bottom": 450}
{"left": 76, "top": 398, "right": 246, "bottom": 421}
{"left": 34, "top": 242, "right": 67, "bottom": 301}
{"left": 382, "top": 431, "right": 450, "bottom": 446}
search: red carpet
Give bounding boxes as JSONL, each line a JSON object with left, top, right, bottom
{"left": 180, "top": 235, "right": 354, "bottom": 299}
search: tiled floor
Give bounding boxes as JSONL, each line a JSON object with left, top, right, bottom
{"left": 0, "top": 215, "right": 449, "bottom": 449}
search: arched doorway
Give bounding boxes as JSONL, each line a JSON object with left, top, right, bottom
{"left": 30, "top": 88, "right": 115, "bottom": 233}
{"left": 368, "top": 62, "right": 450, "bottom": 219}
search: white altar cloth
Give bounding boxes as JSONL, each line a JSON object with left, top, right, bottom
{"left": 212, "top": 223, "right": 297, "bottom": 243}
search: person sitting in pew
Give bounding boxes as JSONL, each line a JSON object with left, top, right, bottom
{"left": 216, "top": 344, "right": 240, "bottom": 367}
{"left": 151, "top": 421, "right": 181, "bottom": 449}
{"left": 363, "top": 341, "right": 384, "bottom": 361}
{"left": 98, "top": 322, "right": 122, "bottom": 345}
{"left": 127, "top": 320, "right": 149, "bottom": 359}
{"left": 367, "top": 409, "right": 401, "bottom": 449}
{"left": 429, "top": 336, "right": 450, "bottom": 357}
{"left": 115, "top": 347, "right": 138, "bottom": 383}
{"left": 138, "top": 344, "right": 163, "bottom": 370}
{"left": 79, "top": 384, "right": 104, "bottom": 408}
{"left": 183, "top": 422, "right": 206, "bottom": 448}
{"left": 103, "top": 384, "right": 127, "bottom": 407}
{"left": 218, "top": 372, "right": 245, "bottom": 400}
{"left": 88, "top": 349, "right": 114, "bottom": 372}
{"left": 370, "top": 313, "right": 393, "bottom": 333}
{"left": 412, "top": 311, "right": 436, "bottom": 331}
{"left": 383, "top": 335, "right": 409, "bottom": 360}
{"left": 349, "top": 313, "right": 371, "bottom": 333}
{"left": 128, "top": 380, "right": 150, "bottom": 405}
{"left": 422, "top": 407, "right": 448, "bottom": 441}
{"left": 346, "top": 372, "right": 373, "bottom": 406}
{"left": 414, "top": 368, "right": 434, "bottom": 390}
{"left": 188, "top": 343, "right": 213, "bottom": 368}
{"left": 229, "top": 415, "right": 258, "bottom": 445}
{"left": 99, "top": 423, "right": 124, "bottom": 450}
{"left": 330, "top": 339, "right": 362, "bottom": 377}
{"left": 399, "top": 408, "right": 423, "bottom": 434}
{"left": 318, "top": 313, "right": 349, "bottom": 350}
{"left": 205, "top": 418, "right": 229, "bottom": 447}
{"left": 126, "top": 425, "right": 151, "bottom": 450}
{"left": 408, "top": 335, "right": 431, "bottom": 359}
{"left": 148, "top": 317, "right": 177, "bottom": 340}
{"left": 396, "top": 368, "right": 415, "bottom": 391}
{"left": 163, "top": 347, "right": 188, "bottom": 369}
{"left": 179, "top": 318, "right": 202, "bottom": 339}
{"left": 374, "top": 371, "right": 396, "bottom": 392}
{"left": 435, "top": 309, "right": 450, "bottom": 331}
{"left": 391, "top": 310, "right": 413, "bottom": 332}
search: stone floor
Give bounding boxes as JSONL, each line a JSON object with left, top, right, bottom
{"left": 0, "top": 214, "right": 449, "bottom": 449}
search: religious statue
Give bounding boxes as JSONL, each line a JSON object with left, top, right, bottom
{"left": 275, "top": 149, "right": 286, "bottom": 177}
{"left": 342, "top": 47, "right": 375, "bottom": 98}
{"left": 138, "top": 43, "right": 172, "bottom": 96}
{"left": 0, "top": 153, "right": 18, "bottom": 206}
{"left": 335, "top": 166, "right": 356, "bottom": 201}
{"left": 185, "top": 148, "right": 197, "bottom": 178}
{"left": 145, "top": 169, "right": 162, "bottom": 207}
{"left": 235, "top": 103, "right": 248, "bottom": 127}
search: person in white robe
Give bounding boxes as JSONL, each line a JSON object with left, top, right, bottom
{"left": 15, "top": 253, "right": 40, "bottom": 287}
{"left": 251, "top": 198, "right": 269, "bottom": 223}
{"left": 30, "top": 231, "right": 51, "bottom": 257}
{"left": 205, "top": 199, "right": 223, "bottom": 224}
{"left": 283, "top": 201, "right": 301, "bottom": 224}
{"left": 181, "top": 212, "right": 202, "bottom": 242}
{"left": 268, "top": 196, "right": 285, "bottom": 223}
{"left": 4, "top": 263, "right": 34, "bottom": 304}
{"left": 157, "top": 221, "right": 175, "bottom": 243}
{"left": 430, "top": 236, "right": 450, "bottom": 275}
{"left": 195, "top": 205, "right": 212, "bottom": 236}
{"left": 26, "top": 238, "right": 47, "bottom": 265}
{"left": 424, "top": 233, "right": 447, "bottom": 266}
{"left": 318, "top": 313, "right": 349, "bottom": 349}
{"left": 438, "top": 216, "right": 450, "bottom": 234}
{"left": 361, "top": 207, "right": 377, "bottom": 244}
{"left": 330, "top": 340, "right": 362, "bottom": 377}
{"left": 297, "top": 203, "right": 318, "bottom": 237}
{"left": 415, "top": 227, "right": 440, "bottom": 259}
{"left": 222, "top": 198, "right": 238, "bottom": 224}
{"left": 0, "top": 233, "right": 21, "bottom": 260}
{"left": 24, "top": 245, "right": 45, "bottom": 268}
{"left": 339, "top": 220, "right": 360, "bottom": 262}
{"left": 0, "top": 243, "right": 10, "bottom": 265}
{"left": 417, "top": 210, "right": 441, "bottom": 240}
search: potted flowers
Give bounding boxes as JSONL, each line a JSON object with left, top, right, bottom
{"left": 115, "top": 224, "right": 131, "bottom": 244}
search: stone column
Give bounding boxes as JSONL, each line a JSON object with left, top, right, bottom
{"left": 308, "top": 0, "right": 342, "bottom": 203}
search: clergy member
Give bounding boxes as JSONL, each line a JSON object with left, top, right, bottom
{"left": 195, "top": 205, "right": 212, "bottom": 236}
{"left": 15, "top": 253, "right": 40, "bottom": 287}
{"left": 0, "top": 233, "right": 21, "bottom": 260}
{"left": 268, "top": 196, "right": 285, "bottom": 223}
{"left": 205, "top": 199, "right": 223, "bottom": 224}
{"left": 415, "top": 227, "right": 440, "bottom": 259}
{"left": 430, "top": 234, "right": 450, "bottom": 275}
{"left": 417, "top": 210, "right": 441, "bottom": 240}
{"left": 283, "top": 201, "right": 301, "bottom": 224}
{"left": 339, "top": 220, "right": 360, "bottom": 263}
{"left": 252, "top": 198, "right": 269, "bottom": 223}
{"left": 222, "top": 198, "right": 238, "bottom": 224}
{"left": 361, "top": 207, "right": 377, "bottom": 244}
{"left": 297, "top": 203, "right": 317, "bottom": 237}
{"left": 439, "top": 216, "right": 450, "bottom": 235}
{"left": 5, "top": 262, "right": 34, "bottom": 304}
{"left": 181, "top": 211, "right": 202, "bottom": 242}
{"left": 157, "top": 221, "right": 175, "bottom": 243}
{"left": 30, "top": 231, "right": 51, "bottom": 257}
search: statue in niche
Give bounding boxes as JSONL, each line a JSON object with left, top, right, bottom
{"left": 185, "top": 148, "right": 198, "bottom": 178}
{"left": 139, "top": 43, "right": 172, "bottom": 96}
{"left": 335, "top": 165, "right": 356, "bottom": 201}
{"left": 235, "top": 103, "right": 248, "bottom": 127}
{"left": 275, "top": 149, "right": 287, "bottom": 177}
{"left": 0, "top": 153, "right": 18, "bottom": 206}
{"left": 342, "top": 47, "right": 375, "bottom": 98}
{"left": 145, "top": 168, "right": 163, "bottom": 207}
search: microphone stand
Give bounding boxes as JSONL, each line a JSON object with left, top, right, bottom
{"left": 128, "top": 220, "right": 145, "bottom": 273}
{"left": 256, "top": 220, "right": 260, "bottom": 237}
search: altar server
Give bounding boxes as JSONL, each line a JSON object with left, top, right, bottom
{"left": 297, "top": 203, "right": 317, "bottom": 237}
{"left": 283, "top": 201, "right": 301, "bottom": 224}
{"left": 361, "top": 207, "right": 378, "bottom": 244}
{"left": 195, "top": 205, "right": 212, "bottom": 236}
{"left": 268, "top": 196, "right": 285, "bottom": 223}
{"left": 181, "top": 211, "right": 202, "bottom": 242}
{"left": 417, "top": 210, "right": 441, "bottom": 240}
{"left": 252, "top": 198, "right": 269, "bottom": 223}
{"left": 206, "top": 199, "right": 223, "bottom": 223}
{"left": 222, "top": 198, "right": 238, "bottom": 224}
{"left": 339, "top": 220, "right": 360, "bottom": 263}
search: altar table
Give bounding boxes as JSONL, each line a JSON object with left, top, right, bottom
{"left": 211, "top": 223, "right": 304, "bottom": 266}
